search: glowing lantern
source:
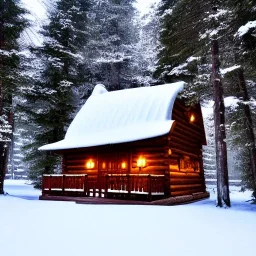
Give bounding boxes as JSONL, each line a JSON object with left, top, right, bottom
{"left": 190, "top": 114, "right": 195, "bottom": 123}
{"left": 121, "top": 162, "right": 126, "bottom": 169}
{"left": 86, "top": 160, "right": 95, "bottom": 169}
{"left": 137, "top": 157, "right": 146, "bottom": 168}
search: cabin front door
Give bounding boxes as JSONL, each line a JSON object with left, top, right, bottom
{"left": 97, "top": 152, "right": 129, "bottom": 193}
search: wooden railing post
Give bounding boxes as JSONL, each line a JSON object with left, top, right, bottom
{"left": 62, "top": 174, "right": 65, "bottom": 195}
{"left": 49, "top": 175, "right": 52, "bottom": 195}
{"left": 105, "top": 175, "right": 110, "bottom": 198}
{"left": 127, "top": 174, "right": 131, "bottom": 199}
{"left": 148, "top": 175, "right": 152, "bottom": 201}
{"left": 99, "top": 176, "right": 102, "bottom": 198}
{"left": 92, "top": 182, "right": 96, "bottom": 197}
{"left": 84, "top": 175, "right": 88, "bottom": 196}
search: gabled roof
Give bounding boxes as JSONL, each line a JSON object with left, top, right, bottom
{"left": 39, "top": 82, "right": 184, "bottom": 151}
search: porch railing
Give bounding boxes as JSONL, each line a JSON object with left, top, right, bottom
{"left": 42, "top": 173, "right": 165, "bottom": 201}
{"left": 42, "top": 174, "right": 88, "bottom": 196}
{"left": 105, "top": 174, "right": 165, "bottom": 200}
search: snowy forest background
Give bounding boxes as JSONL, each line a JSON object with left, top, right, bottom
{"left": 0, "top": 0, "right": 256, "bottom": 198}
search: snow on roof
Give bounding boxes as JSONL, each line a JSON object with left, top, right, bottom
{"left": 39, "top": 82, "right": 184, "bottom": 151}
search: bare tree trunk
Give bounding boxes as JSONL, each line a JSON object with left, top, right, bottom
{"left": 0, "top": 15, "right": 4, "bottom": 116}
{"left": 237, "top": 69, "right": 256, "bottom": 196}
{"left": 0, "top": 143, "right": 9, "bottom": 194}
{"left": 212, "top": 39, "right": 231, "bottom": 207}
{"left": 0, "top": 149, "right": 5, "bottom": 194}
{"left": 0, "top": 10, "right": 5, "bottom": 194}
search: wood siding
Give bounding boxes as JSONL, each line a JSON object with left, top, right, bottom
{"left": 168, "top": 99, "right": 206, "bottom": 196}
{"left": 58, "top": 98, "right": 207, "bottom": 199}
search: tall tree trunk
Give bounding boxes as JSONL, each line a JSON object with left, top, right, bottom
{"left": 0, "top": 143, "right": 8, "bottom": 194}
{"left": 237, "top": 69, "right": 256, "bottom": 196}
{"left": 212, "top": 39, "right": 231, "bottom": 207}
{"left": 0, "top": 10, "right": 5, "bottom": 194}
{"left": 0, "top": 15, "right": 4, "bottom": 116}
{"left": 0, "top": 146, "right": 5, "bottom": 194}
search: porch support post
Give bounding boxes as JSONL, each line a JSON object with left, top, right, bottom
{"left": 62, "top": 174, "right": 65, "bottom": 195}
{"left": 129, "top": 151, "right": 132, "bottom": 174}
{"left": 84, "top": 175, "right": 88, "bottom": 196}
{"left": 105, "top": 175, "right": 109, "bottom": 198}
{"left": 127, "top": 174, "right": 131, "bottom": 199}
{"left": 97, "top": 152, "right": 102, "bottom": 198}
{"left": 49, "top": 175, "right": 52, "bottom": 195}
{"left": 148, "top": 174, "right": 152, "bottom": 201}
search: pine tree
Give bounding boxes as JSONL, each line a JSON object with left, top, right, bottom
{"left": 156, "top": 0, "right": 212, "bottom": 103}
{"left": 224, "top": 68, "right": 256, "bottom": 198}
{"left": 135, "top": 3, "right": 160, "bottom": 86}
{"left": 156, "top": 0, "right": 231, "bottom": 206}
{"left": 225, "top": 0, "right": 256, "bottom": 77}
{"left": 7, "top": 127, "right": 28, "bottom": 179}
{"left": 223, "top": 0, "right": 256, "bottom": 199}
{"left": 0, "top": 0, "right": 27, "bottom": 194}
{"left": 21, "top": 0, "right": 91, "bottom": 188}
{"left": 84, "top": 0, "right": 140, "bottom": 91}
{"left": 211, "top": 36, "right": 230, "bottom": 207}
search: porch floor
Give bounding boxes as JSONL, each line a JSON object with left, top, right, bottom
{"left": 39, "top": 191, "right": 210, "bottom": 206}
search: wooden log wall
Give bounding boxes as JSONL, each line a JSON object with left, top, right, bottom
{"left": 167, "top": 99, "right": 206, "bottom": 197}
{"left": 129, "top": 138, "right": 170, "bottom": 196}
{"left": 61, "top": 136, "right": 170, "bottom": 196}
{"left": 59, "top": 99, "right": 207, "bottom": 198}
{"left": 64, "top": 152, "right": 98, "bottom": 190}
{"left": 130, "top": 148, "right": 168, "bottom": 174}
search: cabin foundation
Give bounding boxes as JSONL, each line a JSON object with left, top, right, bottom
{"left": 40, "top": 191, "right": 210, "bottom": 205}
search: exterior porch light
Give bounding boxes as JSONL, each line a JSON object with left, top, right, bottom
{"left": 86, "top": 159, "right": 95, "bottom": 169}
{"left": 190, "top": 114, "right": 195, "bottom": 123}
{"left": 137, "top": 157, "right": 146, "bottom": 168}
{"left": 121, "top": 162, "right": 126, "bottom": 169}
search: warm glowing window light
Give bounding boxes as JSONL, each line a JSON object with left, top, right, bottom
{"left": 121, "top": 162, "right": 126, "bottom": 169}
{"left": 137, "top": 157, "right": 146, "bottom": 168}
{"left": 86, "top": 160, "right": 95, "bottom": 169}
{"left": 190, "top": 114, "right": 195, "bottom": 123}
{"left": 102, "top": 162, "right": 106, "bottom": 169}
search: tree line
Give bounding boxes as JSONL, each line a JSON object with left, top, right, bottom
{"left": 0, "top": 0, "right": 156, "bottom": 191}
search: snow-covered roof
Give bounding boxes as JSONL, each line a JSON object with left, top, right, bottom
{"left": 39, "top": 82, "right": 184, "bottom": 151}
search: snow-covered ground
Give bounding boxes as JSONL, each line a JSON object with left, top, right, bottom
{"left": 1, "top": 180, "right": 255, "bottom": 256}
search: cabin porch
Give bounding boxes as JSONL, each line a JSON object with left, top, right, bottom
{"left": 41, "top": 173, "right": 166, "bottom": 201}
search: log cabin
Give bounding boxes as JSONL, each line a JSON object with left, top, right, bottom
{"left": 39, "top": 82, "right": 209, "bottom": 204}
